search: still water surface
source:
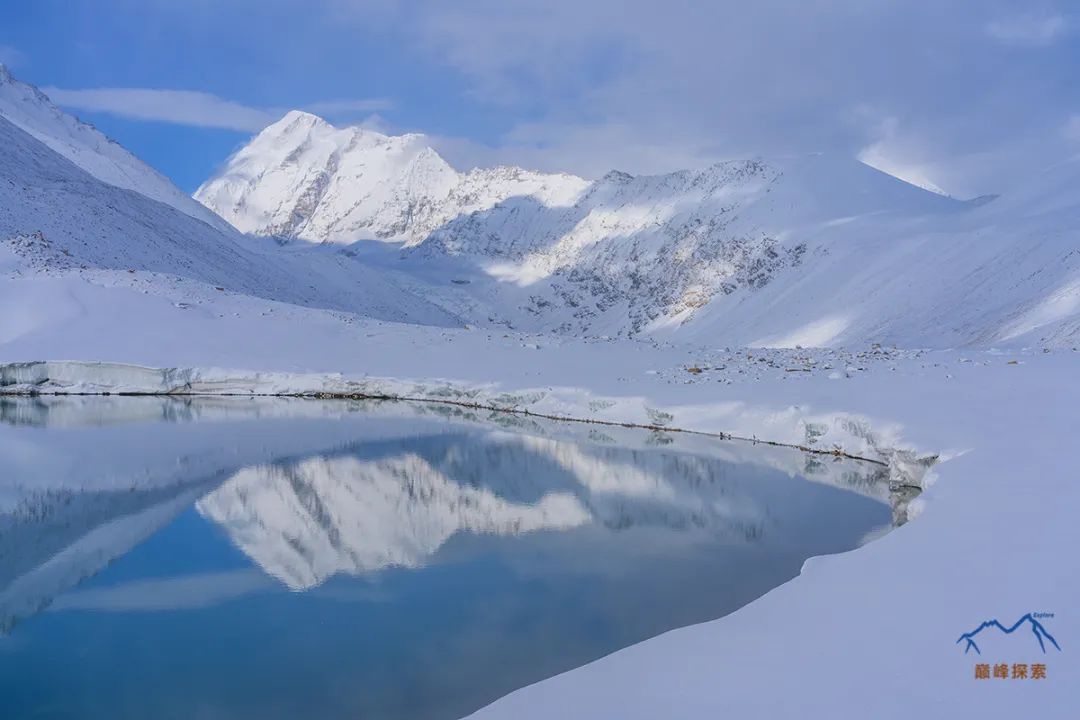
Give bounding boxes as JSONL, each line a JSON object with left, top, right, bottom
{"left": 0, "top": 396, "right": 895, "bottom": 719}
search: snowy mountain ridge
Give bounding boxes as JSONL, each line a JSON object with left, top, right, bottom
{"left": 0, "top": 81, "right": 461, "bottom": 330}
{"left": 398, "top": 154, "right": 970, "bottom": 337}
{"left": 194, "top": 111, "right": 588, "bottom": 244}
{"left": 199, "top": 110, "right": 1013, "bottom": 340}
{"left": 0, "top": 65, "right": 230, "bottom": 232}
{"left": 0, "top": 116, "right": 460, "bottom": 328}
{"left": 1, "top": 65, "right": 1078, "bottom": 348}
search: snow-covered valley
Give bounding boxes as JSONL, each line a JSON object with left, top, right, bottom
{"left": 1, "top": 61, "right": 1078, "bottom": 719}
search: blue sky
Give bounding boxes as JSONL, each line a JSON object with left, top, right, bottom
{"left": 0, "top": 1, "right": 507, "bottom": 191}
{"left": 1, "top": 1, "right": 1078, "bottom": 196}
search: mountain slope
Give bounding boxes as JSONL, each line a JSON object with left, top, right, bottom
{"left": 194, "top": 111, "right": 588, "bottom": 244}
{"left": 0, "top": 110, "right": 461, "bottom": 328}
{"left": 197, "top": 109, "right": 1080, "bottom": 346}
{"left": 0, "top": 65, "right": 230, "bottom": 231}
{"left": 384, "top": 154, "right": 1076, "bottom": 347}
{"left": 396, "top": 155, "right": 966, "bottom": 337}
{"left": 5, "top": 63, "right": 1079, "bottom": 350}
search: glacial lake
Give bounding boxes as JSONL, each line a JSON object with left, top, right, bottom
{"left": 0, "top": 396, "right": 898, "bottom": 720}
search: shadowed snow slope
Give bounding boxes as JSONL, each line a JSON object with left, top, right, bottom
{"left": 0, "top": 113, "right": 461, "bottom": 327}
{"left": 0, "top": 65, "right": 229, "bottom": 231}
{"left": 399, "top": 154, "right": 1080, "bottom": 345}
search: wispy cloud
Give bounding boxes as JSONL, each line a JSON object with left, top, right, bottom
{"left": 375, "top": 0, "right": 1080, "bottom": 194}
{"left": 986, "top": 14, "right": 1068, "bottom": 47}
{"left": 22, "top": 1, "right": 1080, "bottom": 195}
{"left": 42, "top": 87, "right": 276, "bottom": 131}
{"left": 49, "top": 570, "right": 274, "bottom": 612}
{"left": 41, "top": 86, "right": 393, "bottom": 132}
{"left": 856, "top": 115, "right": 948, "bottom": 195}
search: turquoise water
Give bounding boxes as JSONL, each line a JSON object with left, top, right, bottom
{"left": 0, "top": 397, "right": 892, "bottom": 719}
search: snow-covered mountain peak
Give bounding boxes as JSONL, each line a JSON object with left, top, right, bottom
{"left": 195, "top": 111, "right": 456, "bottom": 242}
{"left": 195, "top": 113, "right": 588, "bottom": 244}
{"left": 275, "top": 108, "right": 329, "bottom": 130}
{"left": 0, "top": 67, "right": 229, "bottom": 230}
{"left": 0, "top": 110, "right": 461, "bottom": 327}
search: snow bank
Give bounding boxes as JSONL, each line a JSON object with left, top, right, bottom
{"left": 0, "top": 359, "right": 933, "bottom": 487}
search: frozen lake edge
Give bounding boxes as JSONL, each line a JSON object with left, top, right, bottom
{"left": 1, "top": 348, "right": 1076, "bottom": 719}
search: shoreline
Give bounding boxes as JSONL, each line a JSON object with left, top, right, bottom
{"left": 1, "top": 344, "right": 1076, "bottom": 719}
{"left": 0, "top": 380, "right": 894, "bottom": 468}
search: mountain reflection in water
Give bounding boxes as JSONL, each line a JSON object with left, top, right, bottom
{"left": 0, "top": 396, "right": 897, "bottom": 720}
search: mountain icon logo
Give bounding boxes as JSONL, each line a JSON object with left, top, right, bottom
{"left": 957, "top": 613, "right": 1061, "bottom": 655}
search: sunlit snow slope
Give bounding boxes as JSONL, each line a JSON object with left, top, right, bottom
{"left": 1, "top": 64, "right": 1078, "bottom": 350}
{"left": 195, "top": 111, "right": 587, "bottom": 244}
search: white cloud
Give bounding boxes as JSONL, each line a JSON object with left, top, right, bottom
{"left": 50, "top": 570, "right": 273, "bottom": 612}
{"left": 34, "top": 0, "right": 1080, "bottom": 195}
{"left": 42, "top": 87, "right": 277, "bottom": 131}
{"left": 376, "top": 0, "right": 1080, "bottom": 193}
{"left": 857, "top": 116, "right": 948, "bottom": 196}
{"left": 986, "top": 14, "right": 1067, "bottom": 46}
{"left": 431, "top": 120, "right": 722, "bottom": 178}
{"left": 858, "top": 144, "right": 949, "bottom": 197}
{"left": 41, "top": 86, "right": 393, "bottom": 132}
